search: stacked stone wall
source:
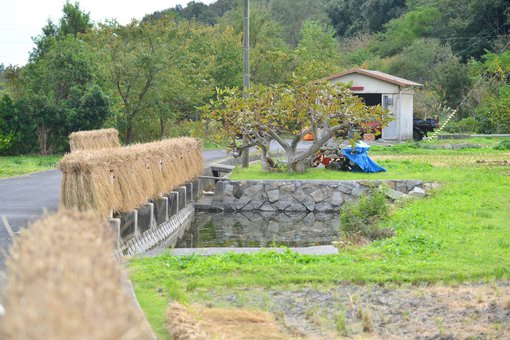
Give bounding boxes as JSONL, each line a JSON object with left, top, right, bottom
{"left": 212, "top": 180, "right": 426, "bottom": 212}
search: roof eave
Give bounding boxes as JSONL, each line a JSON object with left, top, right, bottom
{"left": 323, "top": 68, "right": 423, "bottom": 87}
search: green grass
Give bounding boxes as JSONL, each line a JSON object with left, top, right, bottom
{"left": 129, "top": 139, "right": 510, "bottom": 336}
{"left": 0, "top": 155, "right": 61, "bottom": 179}
{"left": 201, "top": 140, "right": 225, "bottom": 150}
{"left": 230, "top": 139, "right": 510, "bottom": 181}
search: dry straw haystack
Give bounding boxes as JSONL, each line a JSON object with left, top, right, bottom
{"left": 166, "top": 302, "right": 208, "bottom": 340}
{"left": 59, "top": 137, "right": 203, "bottom": 216}
{"left": 0, "top": 209, "right": 153, "bottom": 339}
{"left": 69, "top": 128, "right": 121, "bottom": 152}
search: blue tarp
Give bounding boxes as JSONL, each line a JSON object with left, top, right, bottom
{"left": 342, "top": 141, "right": 386, "bottom": 173}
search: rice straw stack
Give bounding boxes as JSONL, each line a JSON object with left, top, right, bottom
{"left": 59, "top": 137, "right": 203, "bottom": 216}
{"left": 0, "top": 209, "right": 153, "bottom": 339}
{"left": 69, "top": 128, "right": 121, "bottom": 152}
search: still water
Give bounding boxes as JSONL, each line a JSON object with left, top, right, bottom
{"left": 175, "top": 211, "right": 340, "bottom": 248}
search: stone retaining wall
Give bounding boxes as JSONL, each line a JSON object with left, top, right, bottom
{"left": 212, "top": 179, "right": 426, "bottom": 212}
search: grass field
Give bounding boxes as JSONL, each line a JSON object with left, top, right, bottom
{"left": 0, "top": 155, "right": 61, "bottom": 179}
{"left": 130, "top": 138, "right": 510, "bottom": 338}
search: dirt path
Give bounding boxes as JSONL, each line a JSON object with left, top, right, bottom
{"left": 181, "top": 282, "right": 510, "bottom": 339}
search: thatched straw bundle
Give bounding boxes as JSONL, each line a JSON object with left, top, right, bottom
{"left": 0, "top": 210, "right": 153, "bottom": 339}
{"left": 69, "top": 128, "right": 121, "bottom": 152}
{"left": 59, "top": 137, "right": 203, "bottom": 216}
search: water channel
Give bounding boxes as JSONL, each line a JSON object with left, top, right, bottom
{"left": 174, "top": 211, "right": 340, "bottom": 248}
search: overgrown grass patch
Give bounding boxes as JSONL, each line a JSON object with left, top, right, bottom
{"left": 129, "top": 139, "right": 510, "bottom": 336}
{"left": 230, "top": 140, "right": 510, "bottom": 181}
{"left": 0, "top": 155, "right": 61, "bottom": 179}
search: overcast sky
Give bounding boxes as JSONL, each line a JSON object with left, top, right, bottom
{"left": 0, "top": 0, "right": 215, "bottom": 67}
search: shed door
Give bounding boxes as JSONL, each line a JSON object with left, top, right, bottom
{"left": 382, "top": 114, "right": 399, "bottom": 139}
{"left": 381, "top": 94, "right": 399, "bottom": 139}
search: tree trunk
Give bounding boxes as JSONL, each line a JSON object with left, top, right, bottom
{"left": 125, "top": 118, "right": 133, "bottom": 145}
{"left": 159, "top": 116, "right": 165, "bottom": 140}
{"left": 260, "top": 146, "right": 277, "bottom": 171}
{"left": 287, "top": 147, "right": 312, "bottom": 173}
{"left": 36, "top": 125, "right": 50, "bottom": 156}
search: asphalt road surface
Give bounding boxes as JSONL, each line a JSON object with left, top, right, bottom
{"left": 0, "top": 170, "right": 61, "bottom": 266}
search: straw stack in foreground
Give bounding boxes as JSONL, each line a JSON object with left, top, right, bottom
{"left": 0, "top": 209, "right": 153, "bottom": 339}
{"left": 69, "top": 128, "right": 121, "bottom": 152}
{"left": 59, "top": 137, "right": 203, "bottom": 216}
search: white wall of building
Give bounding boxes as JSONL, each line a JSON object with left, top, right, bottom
{"left": 382, "top": 93, "right": 399, "bottom": 139}
{"left": 329, "top": 74, "right": 399, "bottom": 94}
{"left": 328, "top": 74, "right": 416, "bottom": 140}
{"left": 399, "top": 91, "right": 415, "bottom": 140}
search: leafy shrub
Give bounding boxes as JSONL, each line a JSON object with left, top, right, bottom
{"left": 0, "top": 132, "right": 15, "bottom": 155}
{"left": 443, "top": 117, "right": 481, "bottom": 133}
{"left": 339, "top": 188, "right": 394, "bottom": 241}
{"left": 494, "top": 140, "right": 510, "bottom": 150}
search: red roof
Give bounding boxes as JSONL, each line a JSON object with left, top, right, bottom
{"left": 323, "top": 68, "right": 423, "bottom": 87}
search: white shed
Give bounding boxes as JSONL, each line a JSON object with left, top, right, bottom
{"left": 324, "top": 68, "right": 423, "bottom": 140}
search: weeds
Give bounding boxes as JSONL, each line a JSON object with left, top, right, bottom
{"left": 357, "top": 307, "right": 373, "bottom": 333}
{"left": 493, "top": 139, "right": 510, "bottom": 150}
{"left": 435, "top": 316, "right": 445, "bottom": 335}
{"left": 305, "top": 306, "right": 322, "bottom": 326}
{"left": 339, "top": 188, "right": 394, "bottom": 241}
{"left": 335, "top": 310, "right": 348, "bottom": 336}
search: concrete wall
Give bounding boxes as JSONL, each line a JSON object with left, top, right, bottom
{"left": 212, "top": 179, "right": 425, "bottom": 212}
{"left": 110, "top": 179, "right": 201, "bottom": 255}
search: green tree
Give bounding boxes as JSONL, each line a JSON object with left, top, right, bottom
{"left": 476, "top": 85, "right": 510, "bottom": 133}
{"left": 30, "top": 21, "right": 58, "bottom": 62}
{"left": 59, "top": 1, "right": 93, "bottom": 37}
{"left": 89, "top": 17, "right": 230, "bottom": 143}
{"left": 179, "top": 1, "right": 217, "bottom": 25}
{"left": 31, "top": 2, "right": 92, "bottom": 62}
{"left": 431, "top": 56, "right": 472, "bottom": 115}
{"left": 327, "top": 0, "right": 405, "bottom": 37}
{"left": 411, "top": 0, "right": 510, "bottom": 60}
{"left": 205, "top": 80, "right": 390, "bottom": 173}
{"left": 269, "top": 0, "right": 329, "bottom": 46}
{"left": 21, "top": 35, "right": 109, "bottom": 154}
{"left": 88, "top": 19, "right": 167, "bottom": 144}
{"left": 384, "top": 38, "right": 451, "bottom": 83}
{"left": 220, "top": 4, "right": 289, "bottom": 84}
{"left": 292, "top": 19, "right": 343, "bottom": 80}
{"left": 0, "top": 94, "right": 39, "bottom": 155}
{"left": 372, "top": 6, "right": 441, "bottom": 57}
{"left": 0, "top": 64, "right": 5, "bottom": 93}
{"left": 468, "top": 50, "right": 510, "bottom": 133}
{"left": 207, "top": 24, "right": 243, "bottom": 88}
{"left": 66, "top": 84, "right": 112, "bottom": 133}
{"left": 149, "top": 21, "right": 222, "bottom": 139}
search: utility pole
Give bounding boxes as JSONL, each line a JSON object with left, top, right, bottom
{"left": 241, "top": 0, "right": 250, "bottom": 168}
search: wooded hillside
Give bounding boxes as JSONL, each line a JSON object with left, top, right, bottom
{"left": 1, "top": 0, "right": 509, "bottom": 155}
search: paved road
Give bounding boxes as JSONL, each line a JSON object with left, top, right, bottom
{"left": 0, "top": 170, "right": 61, "bottom": 261}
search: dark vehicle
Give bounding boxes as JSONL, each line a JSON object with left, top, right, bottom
{"left": 413, "top": 118, "right": 439, "bottom": 141}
